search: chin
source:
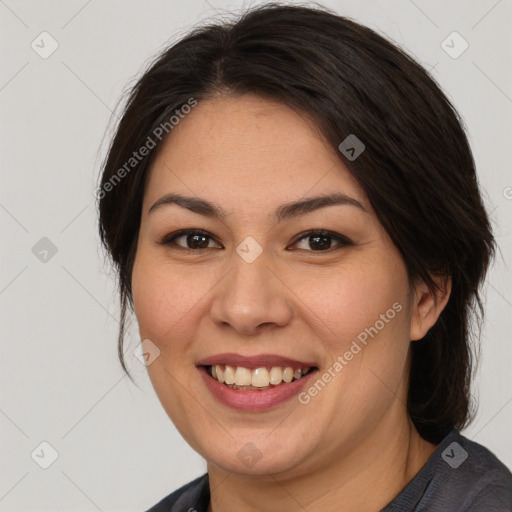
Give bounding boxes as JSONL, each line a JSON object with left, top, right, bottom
{"left": 199, "top": 434, "right": 317, "bottom": 477}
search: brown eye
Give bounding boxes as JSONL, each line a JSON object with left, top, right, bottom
{"left": 159, "top": 228, "right": 353, "bottom": 253}
{"left": 159, "top": 229, "right": 222, "bottom": 250}
{"left": 291, "top": 230, "right": 353, "bottom": 252}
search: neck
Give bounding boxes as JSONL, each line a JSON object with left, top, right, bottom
{"left": 207, "top": 415, "right": 436, "bottom": 512}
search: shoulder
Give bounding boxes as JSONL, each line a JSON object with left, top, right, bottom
{"left": 383, "top": 429, "right": 512, "bottom": 512}
{"left": 451, "top": 432, "right": 512, "bottom": 510}
{"left": 144, "top": 473, "right": 210, "bottom": 512}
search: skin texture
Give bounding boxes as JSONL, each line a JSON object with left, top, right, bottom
{"left": 131, "top": 93, "right": 452, "bottom": 511}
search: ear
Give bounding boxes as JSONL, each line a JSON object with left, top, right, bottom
{"left": 409, "top": 274, "right": 452, "bottom": 341}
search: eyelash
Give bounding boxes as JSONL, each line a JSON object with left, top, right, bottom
{"left": 158, "top": 228, "right": 353, "bottom": 253}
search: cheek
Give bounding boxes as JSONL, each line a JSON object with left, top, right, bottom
{"left": 130, "top": 250, "right": 210, "bottom": 435}
{"left": 296, "top": 254, "right": 412, "bottom": 411}
{"left": 297, "top": 256, "right": 409, "bottom": 348}
{"left": 131, "top": 250, "right": 207, "bottom": 348}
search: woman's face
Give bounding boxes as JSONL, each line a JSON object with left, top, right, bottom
{"left": 131, "top": 93, "right": 426, "bottom": 476}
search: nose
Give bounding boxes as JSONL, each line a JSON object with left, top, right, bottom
{"left": 209, "top": 248, "right": 293, "bottom": 336}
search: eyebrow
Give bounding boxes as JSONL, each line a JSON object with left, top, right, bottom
{"left": 148, "top": 192, "right": 367, "bottom": 223}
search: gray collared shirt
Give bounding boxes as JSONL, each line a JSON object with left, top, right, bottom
{"left": 145, "top": 429, "right": 512, "bottom": 511}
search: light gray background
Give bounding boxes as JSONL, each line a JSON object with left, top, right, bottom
{"left": 1, "top": 0, "right": 511, "bottom": 510}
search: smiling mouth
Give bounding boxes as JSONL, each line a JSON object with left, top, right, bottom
{"left": 205, "top": 364, "right": 317, "bottom": 391}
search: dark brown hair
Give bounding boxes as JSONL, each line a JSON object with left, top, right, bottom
{"left": 97, "top": 2, "right": 495, "bottom": 443}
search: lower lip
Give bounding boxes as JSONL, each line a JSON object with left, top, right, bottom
{"left": 198, "top": 366, "right": 318, "bottom": 411}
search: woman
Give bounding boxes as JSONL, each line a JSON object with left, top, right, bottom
{"left": 97, "top": 3, "right": 512, "bottom": 511}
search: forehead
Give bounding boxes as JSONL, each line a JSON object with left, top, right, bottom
{"left": 143, "top": 94, "right": 369, "bottom": 216}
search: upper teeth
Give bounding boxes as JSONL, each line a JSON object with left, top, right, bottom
{"left": 211, "top": 365, "right": 310, "bottom": 388}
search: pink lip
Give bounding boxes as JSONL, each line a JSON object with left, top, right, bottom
{"left": 197, "top": 365, "right": 318, "bottom": 412}
{"left": 196, "top": 352, "right": 316, "bottom": 369}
